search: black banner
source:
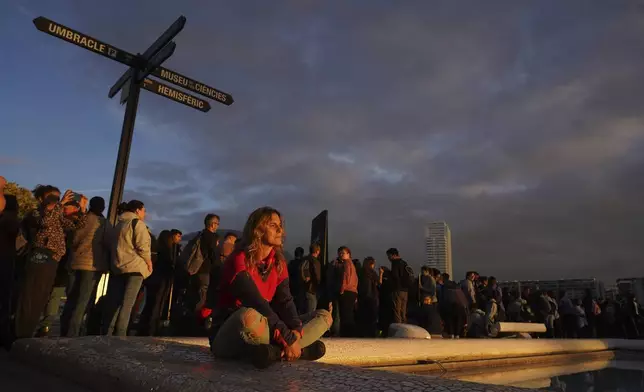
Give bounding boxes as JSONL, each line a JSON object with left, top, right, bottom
{"left": 310, "top": 210, "right": 328, "bottom": 268}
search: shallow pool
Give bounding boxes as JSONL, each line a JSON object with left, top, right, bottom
{"left": 448, "top": 360, "right": 644, "bottom": 391}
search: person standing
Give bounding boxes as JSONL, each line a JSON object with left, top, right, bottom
{"left": 0, "top": 188, "right": 19, "bottom": 348}
{"left": 0, "top": 176, "right": 6, "bottom": 214}
{"left": 386, "top": 248, "right": 411, "bottom": 324}
{"left": 288, "top": 247, "right": 305, "bottom": 303}
{"left": 418, "top": 267, "right": 442, "bottom": 335}
{"left": 357, "top": 257, "right": 379, "bottom": 337}
{"left": 325, "top": 255, "right": 344, "bottom": 336}
{"left": 299, "top": 243, "right": 322, "bottom": 314}
{"left": 14, "top": 186, "right": 87, "bottom": 339}
{"left": 61, "top": 197, "right": 111, "bottom": 337}
{"left": 102, "top": 200, "right": 152, "bottom": 336}
{"left": 193, "top": 220, "right": 215, "bottom": 317}
{"left": 441, "top": 278, "right": 469, "bottom": 338}
{"left": 460, "top": 271, "right": 477, "bottom": 309}
{"left": 138, "top": 230, "right": 175, "bottom": 336}
{"left": 337, "top": 246, "right": 358, "bottom": 337}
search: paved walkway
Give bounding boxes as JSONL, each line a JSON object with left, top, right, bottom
{"left": 0, "top": 350, "right": 92, "bottom": 391}
{"left": 9, "top": 337, "right": 539, "bottom": 392}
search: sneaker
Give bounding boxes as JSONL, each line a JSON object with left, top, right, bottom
{"left": 251, "top": 344, "right": 282, "bottom": 369}
{"left": 301, "top": 340, "right": 326, "bottom": 361}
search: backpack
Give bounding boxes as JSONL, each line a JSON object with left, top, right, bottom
{"left": 400, "top": 260, "right": 415, "bottom": 290}
{"left": 299, "top": 258, "right": 311, "bottom": 282}
{"left": 131, "top": 219, "right": 139, "bottom": 245}
{"left": 180, "top": 232, "right": 204, "bottom": 275}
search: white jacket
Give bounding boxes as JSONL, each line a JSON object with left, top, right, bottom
{"left": 111, "top": 211, "right": 151, "bottom": 279}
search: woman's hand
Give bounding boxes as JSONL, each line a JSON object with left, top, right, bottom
{"left": 283, "top": 338, "right": 302, "bottom": 361}
{"left": 61, "top": 190, "right": 74, "bottom": 205}
{"left": 79, "top": 195, "right": 88, "bottom": 211}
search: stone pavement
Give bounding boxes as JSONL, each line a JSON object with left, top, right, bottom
{"left": 0, "top": 349, "right": 92, "bottom": 391}
{"left": 9, "top": 337, "right": 541, "bottom": 392}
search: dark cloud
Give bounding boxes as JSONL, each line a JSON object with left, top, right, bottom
{"left": 48, "top": 0, "right": 644, "bottom": 282}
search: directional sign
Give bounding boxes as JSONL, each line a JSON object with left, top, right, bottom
{"left": 141, "top": 78, "right": 211, "bottom": 112}
{"left": 119, "top": 75, "right": 131, "bottom": 105}
{"left": 110, "top": 68, "right": 133, "bottom": 99}
{"left": 140, "top": 16, "right": 185, "bottom": 61}
{"left": 136, "top": 42, "right": 176, "bottom": 83}
{"left": 108, "top": 16, "right": 185, "bottom": 99}
{"left": 151, "top": 67, "right": 234, "bottom": 106}
{"left": 33, "top": 17, "right": 141, "bottom": 68}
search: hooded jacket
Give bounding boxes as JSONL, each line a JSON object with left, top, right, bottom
{"left": 111, "top": 211, "right": 151, "bottom": 278}
{"left": 69, "top": 211, "right": 111, "bottom": 272}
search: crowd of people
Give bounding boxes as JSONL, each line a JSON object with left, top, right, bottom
{"left": 0, "top": 179, "right": 331, "bottom": 367}
{"left": 0, "top": 176, "right": 642, "bottom": 366}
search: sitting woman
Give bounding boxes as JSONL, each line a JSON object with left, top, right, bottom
{"left": 210, "top": 207, "right": 332, "bottom": 368}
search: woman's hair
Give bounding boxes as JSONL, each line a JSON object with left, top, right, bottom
{"left": 337, "top": 246, "right": 351, "bottom": 257}
{"left": 157, "top": 230, "right": 172, "bottom": 250}
{"left": 32, "top": 184, "right": 60, "bottom": 200}
{"left": 117, "top": 202, "right": 128, "bottom": 215}
{"left": 363, "top": 256, "right": 375, "bottom": 271}
{"left": 309, "top": 242, "right": 321, "bottom": 254}
{"left": 126, "top": 200, "right": 145, "bottom": 213}
{"left": 239, "top": 206, "right": 285, "bottom": 273}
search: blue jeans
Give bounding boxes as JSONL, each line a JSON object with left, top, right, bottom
{"left": 330, "top": 299, "right": 341, "bottom": 336}
{"left": 41, "top": 286, "right": 66, "bottom": 329}
{"left": 62, "top": 270, "right": 103, "bottom": 337}
{"left": 102, "top": 273, "right": 144, "bottom": 336}
{"left": 211, "top": 308, "right": 332, "bottom": 359}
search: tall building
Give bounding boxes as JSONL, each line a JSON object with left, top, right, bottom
{"left": 425, "top": 221, "right": 453, "bottom": 278}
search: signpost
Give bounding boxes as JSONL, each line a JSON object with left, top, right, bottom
{"left": 33, "top": 17, "right": 141, "bottom": 67}
{"left": 142, "top": 78, "right": 211, "bottom": 112}
{"left": 33, "top": 15, "right": 234, "bottom": 225}
{"left": 151, "top": 67, "right": 234, "bottom": 105}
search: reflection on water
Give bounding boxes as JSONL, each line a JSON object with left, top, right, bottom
{"left": 546, "top": 367, "right": 644, "bottom": 392}
{"left": 448, "top": 360, "right": 644, "bottom": 391}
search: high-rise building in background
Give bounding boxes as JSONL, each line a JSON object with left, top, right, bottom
{"left": 425, "top": 221, "right": 453, "bottom": 278}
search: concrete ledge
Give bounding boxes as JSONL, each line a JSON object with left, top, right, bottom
{"left": 9, "top": 337, "right": 539, "bottom": 392}
{"left": 498, "top": 322, "right": 546, "bottom": 333}
{"left": 160, "top": 337, "right": 636, "bottom": 367}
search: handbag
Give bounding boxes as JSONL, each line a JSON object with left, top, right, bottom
{"left": 27, "top": 247, "right": 54, "bottom": 264}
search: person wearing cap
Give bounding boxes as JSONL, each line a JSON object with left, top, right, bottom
{"left": 61, "top": 196, "right": 112, "bottom": 337}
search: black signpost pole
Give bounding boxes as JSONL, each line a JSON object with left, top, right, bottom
{"left": 107, "top": 74, "right": 141, "bottom": 225}
{"left": 32, "top": 14, "right": 235, "bottom": 305}
{"left": 33, "top": 13, "right": 234, "bottom": 225}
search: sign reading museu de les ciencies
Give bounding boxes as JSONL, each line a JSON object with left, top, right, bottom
{"left": 33, "top": 16, "right": 234, "bottom": 111}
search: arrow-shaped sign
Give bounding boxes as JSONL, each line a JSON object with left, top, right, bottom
{"left": 141, "top": 78, "right": 211, "bottom": 112}
{"left": 33, "top": 16, "right": 142, "bottom": 68}
{"left": 150, "top": 67, "right": 234, "bottom": 106}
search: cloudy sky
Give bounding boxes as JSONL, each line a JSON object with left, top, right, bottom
{"left": 2, "top": 0, "right": 644, "bottom": 282}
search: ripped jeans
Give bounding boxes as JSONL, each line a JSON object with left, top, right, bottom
{"left": 211, "top": 308, "right": 332, "bottom": 359}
